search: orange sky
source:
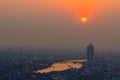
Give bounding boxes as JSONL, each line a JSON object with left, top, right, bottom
{"left": 0, "top": 0, "right": 120, "bottom": 51}
{"left": 0, "top": 0, "right": 119, "bottom": 19}
{"left": 55, "top": 0, "right": 120, "bottom": 21}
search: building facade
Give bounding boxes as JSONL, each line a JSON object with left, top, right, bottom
{"left": 87, "top": 43, "right": 94, "bottom": 61}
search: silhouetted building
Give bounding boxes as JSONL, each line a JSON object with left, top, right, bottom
{"left": 23, "top": 63, "right": 33, "bottom": 74}
{"left": 87, "top": 43, "right": 94, "bottom": 61}
{"left": 19, "top": 46, "right": 23, "bottom": 52}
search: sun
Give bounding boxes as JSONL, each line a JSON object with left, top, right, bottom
{"left": 81, "top": 17, "right": 87, "bottom": 22}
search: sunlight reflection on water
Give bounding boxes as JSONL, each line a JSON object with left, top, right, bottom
{"left": 35, "top": 60, "right": 87, "bottom": 73}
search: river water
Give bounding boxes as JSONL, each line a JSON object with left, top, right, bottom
{"left": 35, "top": 60, "right": 87, "bottom": 73}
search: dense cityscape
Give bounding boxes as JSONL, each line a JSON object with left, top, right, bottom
{"left": 0, "top": 44, "right": 120, "bottom": 80}
{"left": 0, "top": 0, "right": 120, "bottom": 80}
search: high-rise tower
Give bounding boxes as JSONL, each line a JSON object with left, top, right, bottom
{"left": 87, "top": 43, "right": 94, "bottom": 61}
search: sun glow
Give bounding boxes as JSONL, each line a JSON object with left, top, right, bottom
{"left": 81, "top": 17, "right": 87, "bottom": 22}
{"left": 56, "top": 0, "right": 102, "bottom": 21}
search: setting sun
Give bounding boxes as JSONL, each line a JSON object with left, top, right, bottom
{"left": 81, "top": 17, "right": 87, "bottom": 22}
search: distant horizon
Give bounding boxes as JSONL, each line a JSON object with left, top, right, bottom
{"left": 0, "top": 46, "right": 120, "bottom": 53}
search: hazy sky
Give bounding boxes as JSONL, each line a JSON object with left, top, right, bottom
{"left": 0, "top": 0, "right": 120, "bottom": 51}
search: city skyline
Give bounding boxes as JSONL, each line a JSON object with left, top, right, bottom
{"left": 87, "top": 43, "right": 94, "bottom": 61}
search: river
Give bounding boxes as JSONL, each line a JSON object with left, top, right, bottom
{"left": 35, "top": 59, "right": 87, "bottom": 73}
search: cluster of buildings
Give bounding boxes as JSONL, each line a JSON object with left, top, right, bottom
{"left": 0, "top": 43, "right": 120, "bottom": 80}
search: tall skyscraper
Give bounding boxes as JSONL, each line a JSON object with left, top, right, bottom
{"left": 87, "top": 43, "right": 94, "bottom": 61}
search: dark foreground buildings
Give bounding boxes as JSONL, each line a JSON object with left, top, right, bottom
{"left": 87, "top": 43, "right": 94, "bottom": 61}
